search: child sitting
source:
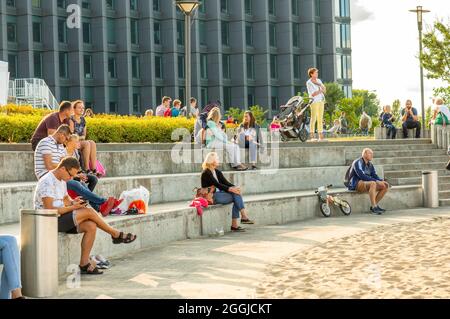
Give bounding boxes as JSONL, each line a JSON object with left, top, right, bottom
{"left": 381, "top": 105, "right": 397, "bottom": 139}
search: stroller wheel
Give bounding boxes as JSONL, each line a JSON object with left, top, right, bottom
{"left": 280, "top": 135, "right": 288, "bottom": 142}
{"left": 298, "top": 128, "right": 308, "bottom": 143}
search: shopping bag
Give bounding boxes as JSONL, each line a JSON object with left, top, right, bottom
{"left": 117, "top": 186, "right": 150, "bottom": 214}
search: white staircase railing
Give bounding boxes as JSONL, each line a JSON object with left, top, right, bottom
{"left": 8, "top": 78, "right": 59, "bottom": 110}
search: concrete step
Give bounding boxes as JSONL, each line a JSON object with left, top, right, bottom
{"left": 385, "top": 169, "right": 450, "bottom": 179}
{"left": 346, "top": 149, "right": 447, "bottom": 160}
{"left": 372, "top": 156, "right": 449, "bottom": 165}
{"left": 0, "top": 185, "right": 423, "bottom": 279}
{"left": 0, "top": 166, "right": 363, "bottom": 225}
{"left": 440, "top": 199, "right": 450, "bottom": 207}
{"left": 382, "top": 162, "right": 447, "bottom": 172}
{"left": 388, "top": 176, "right": 450, "bottom": 187}
{"left": 439, "top": 190, "right": 450, "bottom": 199}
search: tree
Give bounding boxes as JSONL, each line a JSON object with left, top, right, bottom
{"left": 324, "top": 82, "right": 345, "bottom": 123}
{"left": 352, "top": 89, "right": 381, "bottom": 117}
{"left": 421, "top": 19, "right": 450, "bottom": 101}
{"left": 333, "top": 96, "right": 364, "bottom": 130}
{"left": 391, "top": 99, "right": 402, "bottom": 127}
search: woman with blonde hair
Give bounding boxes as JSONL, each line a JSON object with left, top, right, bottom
{"left": 201, "top": 152, "right": 254, "bottom": 232}
{"left": 69, "top": 100, "right": 99, "bottom": 175}
{"left": 206, "top": 107, "right": 247, "bottom": 171}
{"left": 306, "top": 68, "right": 327, "bottom": 142}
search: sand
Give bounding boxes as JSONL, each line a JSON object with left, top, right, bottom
{"left": 257, "top": 217, "right": 450, "bottom": 299}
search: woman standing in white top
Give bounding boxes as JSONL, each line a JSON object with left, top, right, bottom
{"left": 306, "top": 68, "right": 327, "bottom": 142}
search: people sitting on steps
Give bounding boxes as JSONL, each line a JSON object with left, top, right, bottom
{"left": 69, "top": 100, "right": 99, "bottom": 176}
{"left": 359, "top": 111, "right": 372, "bottom": 136}
{"left": 0, "top": 235, "right": 25, "bottom": 299}
{"left": 30, "top": 101, "right": 72, "bottom": 151}
{"left": 34, "top": 124, "right": 120, "bottom": 216}
{"left": 401, "top": 100, "right": 421, "bottom": 138}
{"left": 380, "top": 105, "right": 397, "bottom": 139}
{"left": 201, "top": 152, "right": 254, "bottom": 232}
{"left": 205, "top": 107, "right": 248, "bottom": 171}
{"left": 33, "top": 157, "right": 137, "bottom": 275}
{"left": 339, "top": 112, "right": 349, "bottom": 134}
{"left": 430, "top": 98, "right": 450, "bottom": 127}
{"left": 237, "top": 111, "right": 264, "bottom": 170}
{"left": 347, "top": 148, "right": 390, "bottom": 215}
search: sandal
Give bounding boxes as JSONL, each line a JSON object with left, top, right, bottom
{"left": 231, "top": 226, "right": 246, "bottom": 232}
{"left": 79, "top": 263, "right": 104, "bottom": 275}
{"left": 112, "top": 232, "right": 137, "bottom": 245}
{"left": 241, "top": 218, "right": 255, "bottom": 225}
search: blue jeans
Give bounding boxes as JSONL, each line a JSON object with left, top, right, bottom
{"left": 0, "top": 236, "right": 21, "bottom": 299}
{"left": 213, "top": 191, "right": 245, "bottom": 219}
{"left": 67, "top": 180, "right": 106, "bottom": 211}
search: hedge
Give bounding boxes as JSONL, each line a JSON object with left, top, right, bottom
{"left": 0, "top": 105, "right": 243, "bottom": 143}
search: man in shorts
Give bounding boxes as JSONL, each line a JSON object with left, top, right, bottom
{"left": 347, "top": 148, "right": 389, "bottom": 215}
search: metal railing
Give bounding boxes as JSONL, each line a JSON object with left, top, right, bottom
{"left": 8, "top": 78, "right": 59, "bottom": 110}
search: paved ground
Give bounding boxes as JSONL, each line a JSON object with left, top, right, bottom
{"left": 56, "top": 207, "right": 450, "bottom": 299}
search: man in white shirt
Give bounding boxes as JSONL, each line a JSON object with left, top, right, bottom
{"left": 155, "top": 96, "right": 172, "bottom": 117}
{"left": 306, "top": 68, "right": 327, "bottom": 142}
{"left": 34, "top": 157, "right": 137, "bottom": 275}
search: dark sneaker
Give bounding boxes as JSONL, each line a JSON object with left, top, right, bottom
{"left": 231, "top": 226, "right": 246, "bottom": 232}
{"left": 377, "top": 206, "right": 386, "bottom": 212}
{"left": 370, "top": 206, "right": 383, "bottom": 215}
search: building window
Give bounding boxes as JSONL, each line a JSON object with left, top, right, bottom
{"left": 105, "top": 0, "right": 115, "bottom": 10}
{"left": 315, "top": 24, "right": 321, "bottom": 48}
{"left": 32, "top": 0, "right": 41, "bottom": 8}
{"left": 155, "top": 55, "right": 163, "bottom": 78}
{"left": 338, "top": 23, "right": 351, "bottom": 48}
{"left": 223, "top": 87, "right": 231, "bottom": 110}
{"left": 316, "top": 55, "right": 323, "bottom": 74}
{"left": 200, "top": 54, "right": 207, "bottom": 79}
{"left": 245, "top": 0, "right": 252, "bottom": 15}
{"left": 315, "top": 0, "right": 320, "bottom": 17}
{"left": 7, "top": 0, "right": 16, "bottom": 8}
{"left": 178, "top": 88, "right": 185, "bottom": 104}
{"left": 109, "top": 102, "right": 117, "bottom": 113}
{"left": 338, "top": 0, "right": 350, "bottom": 17}
{"left": 59, "top": 52, "right": 68, "bottom": 78}
{"left": 34, "top": 52, "right": 43, "bottom": 78}
{"left": 271, "top": 87, "right": 279, "bottom": 110}
{"left": 153, "top": 0, "right": 159, "bottom": 11}
{"left": 33, "top": 22, "right": 42, "bottom": 42}
{"left": 247, "top": 54, "right": 254, "bottom": 79}
{"left": 154, "top": 22, "right": 161, "bottom": 45}
{"left": 246, "top": 23, "right": 253, "bottom": 46}
{"left": 83, "top": 22, "right": 91, "bottom": 44}
{"left": 199, "top": 0, "right": 206, "bottom": 13}
{"left": 270, "top": 55, "right": 278, "bottom": 79}
{"left": 130, "top": 0, "right": 138, "bottom": 11}
{"left": 292, "top": 0, "right": 299, "bottom": 16}
{"left": 130, "top": 19, "right": 139, "bottom": 44}
{"left": 293, "top": 55, "right": 301, "bottom": 79}
{"left": 108, "top": 57, "right": 117, "bottom": 78}
{"left": 222, "top": 54, "right": 230, "bottom": 79}
{"left": 269, "top": 23, "right": 276, "bottom": 47}
{"left": 201, "top": 87, "right": 208, "bottom": 107}
{"left": 107, "top": 18, "right": 116, "bottom": 44}
{"left": 268, "top": 0, "right": 275, "bottom": 15}
{"left": 221, "top": 21, "right": 229, "bottom": 46}
{"left": 220, "top": 0, "right": 228, "bottom": 13}
{"left": 177, "top": 20, "right": 184, "bottom": 45}
{"left": 84, "top": 55, "right": 93, "bottom": 78}
{"left": 247, "top": 86, "right": 255, "bottom": 107}
{"left": 178, "top": 55, "right": 185, "bottom": 79}
{"left": 8, "top": 54, "right": 18, "bottom": 79}
{"left": 199, "top": 20, "right": 207, "bottom": 45}
{"left": 58, "top": 19, "right": 67, "bottom": 43}
{"left": 292, "top": 23, "right": 300, "bottom": 48}
{"left": 133, "top": 92, "right": 141, "bottom": 113}
{"left": 132, "top": 56, "right": 140, "bottom": 79}
{"left": 155, "top": 86, "right": 164, "bottom": 105}
{"left": 7, "top": 23, "right": 17, "bottom": 42}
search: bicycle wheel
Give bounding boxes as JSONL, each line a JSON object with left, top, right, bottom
{"left": 320, "top": 202, "right": 331, "bottom": 217}
{"left": 339, "top": 200, "right": 352, "bottom": 216}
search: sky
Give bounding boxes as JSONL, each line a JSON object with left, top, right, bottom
{"left": 350, "top": 0, "right": 449, "bottom": 113}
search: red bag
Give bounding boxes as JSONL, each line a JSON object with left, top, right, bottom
{"left": 193, "top": 186, "right": 216, "bottom": 205}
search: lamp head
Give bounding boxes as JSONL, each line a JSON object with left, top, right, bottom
{"left": 176, "top": 0, "right": 200, "bottom": 15}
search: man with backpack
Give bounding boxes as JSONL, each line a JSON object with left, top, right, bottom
{"left": 345, "top": 148, "right": 389, "bottom": 215}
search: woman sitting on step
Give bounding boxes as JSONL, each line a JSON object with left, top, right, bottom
{"left": 201, "top": 152, "right": 254, "bottom": 232}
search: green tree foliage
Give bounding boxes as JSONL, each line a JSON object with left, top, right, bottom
{"left": 324, "top": 82, "right": 345, "bottom": 123}
{"left": 225, "top": 105, "right": 268, "bottom": 126}
{"left": 332, "top": 96, "right": 364, "bottom": 130}
{"left": 352, "top": 89, "right": 381, "bottom": 117}
{"left": 391, "top": 99, "right": 402, "bottom": 127}
{"left": 421, "top": 19, "right": 450, "bottom": 101}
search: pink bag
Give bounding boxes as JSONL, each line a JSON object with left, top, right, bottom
{"left": 90, "top": 160, "right": 106, "bottom": 177}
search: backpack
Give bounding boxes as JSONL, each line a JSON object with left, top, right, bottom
{"left": 344, "top": 158, "right": 359, "bottom": 188}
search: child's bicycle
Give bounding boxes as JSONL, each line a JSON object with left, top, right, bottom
{"left": 315, "top": 185, "right": 352, "bottom": 217}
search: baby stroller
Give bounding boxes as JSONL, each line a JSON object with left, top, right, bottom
{"left": 276, "top": 96, "right": 312, "bottom": 142}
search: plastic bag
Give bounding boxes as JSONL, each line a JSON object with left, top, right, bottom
{"left": 117, "top": 186, "right": 150, "bottom": 214}
{"left": 90, "top": 160, "right": 106, "bottom": 177}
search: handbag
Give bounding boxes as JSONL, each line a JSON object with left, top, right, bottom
{"left": 193, "top": 186, "right": 216, "bottom": 205}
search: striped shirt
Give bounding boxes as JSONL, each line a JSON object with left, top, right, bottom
{"left": 34, "top": 136, "right": 66, "bottom": 180}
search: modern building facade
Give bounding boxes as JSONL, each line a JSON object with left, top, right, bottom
{"left": 0, "top": 0, "right": 352, "bottom": 115}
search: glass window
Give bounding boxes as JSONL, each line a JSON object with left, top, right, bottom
{"left": 201, "top": 87, "right": 208, "bottom": 107}
{"left": 59, "top": 52, "right": 68, "bottom": 78}
{"left": 155, "top": 55, "right": 163, "bottom": 78}
{"left": 108, "top": 57, "right": 117, "bottom": 78}
{"left": 199, "top": 20, "right": 207, "bottom": 45}
{"left": 7, "top": 23, "right": 17, "bottom": 42}
{"left": 223, "top": 86, "right": 231, "bottom": 110}
{"left": 83, "top": 22, "right": 91, "bottom": 44}
{"left": 130, "top": 0, "right": 137, "bottom": 11}
{"left": 269, "top": 23, "right": 276, "bottom": 47}
{"left": 292, "top": 23, "right": 300, "bottom": 47}
{"left": 107, "top": 18, "right": 115, "bottom": 44}
{"left": 34, "top": 52, "right": 43, "bottom": 78}
{"left": 315, "top": 24, "right": 321, "bottom": 48}
{"left": 293, "top": 55, "right": 301, "bottom": 79}
{"left": 292, "top": 0, "right": 299, "bottom": 16}
{"left": 221, "top": 21, "right": 229, "bottom": 46}
{"left": 270, "top": 55, "right": 277, "bottom": 79}
{"left": 245, "top": 0, "right": 252, "bottom": 15}
{"left": 132, "top": 56, "right": 140, "bottom": 78}
{"left": 220, "top": 0, "right": 228, "bottom": 13}
{"left": 156, "top": 87, "right": 164, "bottom": 105}
{"left": 133, "top": 92, "right": 141, "bottom": 113}
{"left": 7, "top": 0, "right": 16, "bottom": 8}
{"left": 105, "top": 0, "right": 114, "bottom": 10}
{"left": 8, "top": 54, "right": 18, "bottom": 79}
{"left": 32, "top": 0, "right": 41, "bottom": 8}
{"left": 246, "top": 23, "right": 253, "bottom": 46}
{"left": 178, "top": 55, "right": 185, "bottom": 79}
{"left": 58, "top": 19, "right": 67, "bottom": 43}
{"left": 84, "top": 55, "right": 93, "bottom": 78}
{"left": 33, "top": 22, "right": 42, "bottom": 42}
{"left": 177, "top": 20, "right": 184, "bottom": 45}
{"left": 247, "top": 54, "right": 254, "bottom": 79}
{"left": 271, "top": 87, "right": 279, "bottom": 110}
{"left": 199, "top": 0, "right": 206, "bottom": 13}
{"left": 222, "top": 54, "right": 230, "bottom": 79}
{"left": 200, "top": 54, "right": 207, "bottom": 79}
{"left": 247, "top": 86, "right": 255, "bottom": 107}
{"left": 315, "top": 0, "right": 320, "bottom": 17}
{"left": 130, "top": 19, "right": 139, "bottom": 44}
{"left": 268, "top": 0, "right": 275, "bottom": 15}
{"left": 154, "top": 21, "right": 161, "bottom": 45}
{"left": 153, "top": 0, "right": 159, "bottom": 11}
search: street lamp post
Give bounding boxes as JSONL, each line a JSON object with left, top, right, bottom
{"left": 176, "top": 0, "right": 200, "bottom": 119}
{"left": 409, "top": 5, "right": 430, "bottom": 137}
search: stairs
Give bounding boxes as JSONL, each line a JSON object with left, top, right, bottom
{"left": 8, "top": 78, "right": 58, "bottom": 110}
